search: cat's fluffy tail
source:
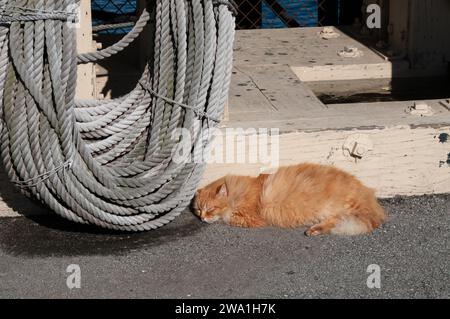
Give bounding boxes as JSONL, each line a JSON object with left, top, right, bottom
{"left": 331, "top": 216, "right": 372, "bottom": 235}
{"left": 332, "top": 197, "right": 386, "bottom": 236}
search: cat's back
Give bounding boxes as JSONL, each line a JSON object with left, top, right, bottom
{"left": 261, "top": 163, "right": 367, "bottom": 200}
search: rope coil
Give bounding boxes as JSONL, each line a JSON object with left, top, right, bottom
{"left": 0, "top": 5, "right": 78, "bottom": 23}
{"left": 139, "top": 81, "right": 221, "bottom": 124}
{"left": 0, "top": 0, "right": 236, "bottom": 231}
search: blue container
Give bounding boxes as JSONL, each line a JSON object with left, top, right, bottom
{"left": 262, "top": 0, "right": 318, "bottom": 28}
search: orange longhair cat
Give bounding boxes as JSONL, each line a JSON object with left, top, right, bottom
{"left": 193, "top": 163, "right": 386, "bottom": 236}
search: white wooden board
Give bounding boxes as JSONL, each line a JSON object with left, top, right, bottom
{"left": 76, "top": 0, "right": 95, "bottom": 99}
{"left": 202, "top": 125, "right": 450, "bottom": 198}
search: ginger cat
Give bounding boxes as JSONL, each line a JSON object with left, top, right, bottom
{"left": 193, "top": 163, "right": 386, "bottom": 236}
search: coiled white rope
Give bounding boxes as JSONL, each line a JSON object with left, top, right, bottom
{"left": 0, "top": 0, "right": 236, "bottom": 231}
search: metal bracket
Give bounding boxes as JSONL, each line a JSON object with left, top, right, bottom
{"left": 338, "top": 46, "right": 364, "bottom": 58}
{"left": 407, "top": 102, "right": 434, "bottom": 117}
{"left": 343, "top": 134, "right": 374, "bottom": 161}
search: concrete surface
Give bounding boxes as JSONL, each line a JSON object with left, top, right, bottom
{"left": 0, "top": 195, "right": 449, "bottom": 299}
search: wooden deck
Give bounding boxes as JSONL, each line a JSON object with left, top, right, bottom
{"left": 205, "top": 28, "right": 450, "bottom": 197}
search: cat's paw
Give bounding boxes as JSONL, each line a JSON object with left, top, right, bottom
{"left": 305, "top": 226, "right": 322, "bottom": 237}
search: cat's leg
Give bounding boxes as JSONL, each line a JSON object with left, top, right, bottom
{"left": 228, "top": 211, "right": 267, "bottom": 228}
{"left": 305, "top": 217, "right": 338, "bottom": 237}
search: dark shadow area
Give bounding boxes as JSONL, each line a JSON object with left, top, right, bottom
{"left": 335, "top": 0, "right": 364, "bottom": 26}
{"left": 94, "top": 34, "right": 143, "bottom": 99}
{"left": 0, "top": 163, "right": 203, "bottom": 258}
{"left": 333, "top": 0, "right": 450, "bottom": 104}
{"left": 92, "top": 1, "right": 154, "bottom": 99}
{"left": 235, "top": 0, "right": 262, "bottom": 29}
{"left": 233, "top": 0, "right": 450, "bottom": 104}
{"left": 310, "top": 77, "right": 450, "bottom": 104}
{"left": 0, "top": 163, "right": 49, "bottom": 217}
{"left": 92, "top": 10, "right": 136, "bottom": 25}
{"left": 0, "top": 212, "right": 203, "bottom": 258}
{"left": 326, "top": 21, "right": 450, "bottom": 105}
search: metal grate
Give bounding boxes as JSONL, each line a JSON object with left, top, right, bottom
{"left": 90, "top": 1, "right": 362, "bottom": 33}
{"left": 235, "top": 0, "right": 366, "bottom": 30}
{"left": 91, "top": 0, "right": 137, "bottom": 34}
{"left": 235, "top": 0, "right": 326, "bottom": 29}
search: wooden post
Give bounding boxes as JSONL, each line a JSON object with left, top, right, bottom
{"left": 388, "top": 0, "right": 409, "bottom": 59}
{"left": 389, "top": 0, "right": 450, "bottom": 70}
{"left": 138, "top": 0, "right": 154, "bottom": 70}
{"left": 407, "top": 0, "right": 450, "bottom": 69}
{"left": 76, "top": 0, "right": 96, "bottom": 99}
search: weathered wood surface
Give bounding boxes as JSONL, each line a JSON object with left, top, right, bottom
{"left": 202, "top": 125, "right": 450, "bottom": 198}
{"left": 227, "top": 97, "right": 450, "bottom": 132}
{"left": 210, "top": 28, "right": 450, "bottom": 198}
{"left": 76, "top": 0, "right": 95, "bottom": 99}
{"left": 390, "top": 0, "right": 450, "bottom": 70}
{"left": 292, "top": 62, "right": 409, "bottom": 82}
{"left": 233, "top": 27, "right": 383, "bottom": 68}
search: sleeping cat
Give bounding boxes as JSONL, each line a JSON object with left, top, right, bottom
{"left": 193, "top": 163, "right": 386, "bottom": 236}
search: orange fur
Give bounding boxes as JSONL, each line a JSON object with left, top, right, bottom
{"left": 193, "top": 163, "right": 386, "bottom": 236}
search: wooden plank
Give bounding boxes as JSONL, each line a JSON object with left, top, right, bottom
{"left": 408, "top": 0, "right": 450, "bottom": 69}
{"left": 291, "top": 58, "right": 447, "bottom": 82}
{"left": 226, "top": 68, "right": 275, "bottom": 115}
{"left": 388, "top": 0, "right": 409, "bottom": 59}
{"left": 202, "top": 125, "right": 450, "bottom": 198}
{"left": 389, "top": 0, "right": 450, "bottom": 70}
{"left": 292, "top": 62, "right": 405, "bottom": 81}
{"left": 229, "top": 65, "right": 325, "bottom": 123}
{"left": 233, "top": 27, "right": 384, "bottom": 68}
{"left": 138, "top": 0, "right": 153, "bottom": 71}
{"left": 228, "top": 85, "right": 450, "bottom": 131}
{"left": 76, "top": 0, "right": 95, "bottom": 99}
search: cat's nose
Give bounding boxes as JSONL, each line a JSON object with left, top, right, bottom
{"left": 198, "top": 210, "right": 205, "bottom": 218}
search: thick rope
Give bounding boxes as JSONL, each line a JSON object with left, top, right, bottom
{"left": 0, "top": 0, "right": 236, "bottom": 231}
{"left": 0, "top": 5, "right": 78, "bottom": 23}
{"left": 92, "top": 22, "right": 135, "bottom": 33}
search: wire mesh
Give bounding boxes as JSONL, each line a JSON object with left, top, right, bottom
{"left": 90, "top": 0, "right": 361, "bottom": 32}
{"left": 91, "top": 0, "right": 137, "bottom": 34}
{"left": 235, "top": 0, "right": 327, "bottom": 29}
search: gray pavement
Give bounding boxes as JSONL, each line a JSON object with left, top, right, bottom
{"left": 0, "top": 195, "right": 449, "bottom": 299}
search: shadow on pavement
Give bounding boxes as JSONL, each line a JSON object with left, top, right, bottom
{"left": 0, "top": 212, "right": 204, "bottom": 258}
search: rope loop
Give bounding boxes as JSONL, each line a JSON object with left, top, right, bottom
{"left": 12, "top": 160, "right": 73, "bottom": 189}
{"left": 139, "top": 81, "right": 221, "bottom": 124}
{"left": 0, "top": 6, "right": 77, "bottom": 23}
{"left": 212, "top": 0, "right": 238, "bottom": 16}
{"left": 0, "top": 0, "right": 235, "bottom": 231}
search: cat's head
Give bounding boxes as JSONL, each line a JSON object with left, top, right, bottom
{"left": 193, "top": 181, "right": 230, "bottom": 224}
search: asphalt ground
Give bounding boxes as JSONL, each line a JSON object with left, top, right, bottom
{"left": 0, "top": 195, "right": 449, "bottom": 299}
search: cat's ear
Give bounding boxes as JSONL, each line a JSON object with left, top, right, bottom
{"left": 217, "top": 183, "right": 228, "bottom": 198}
